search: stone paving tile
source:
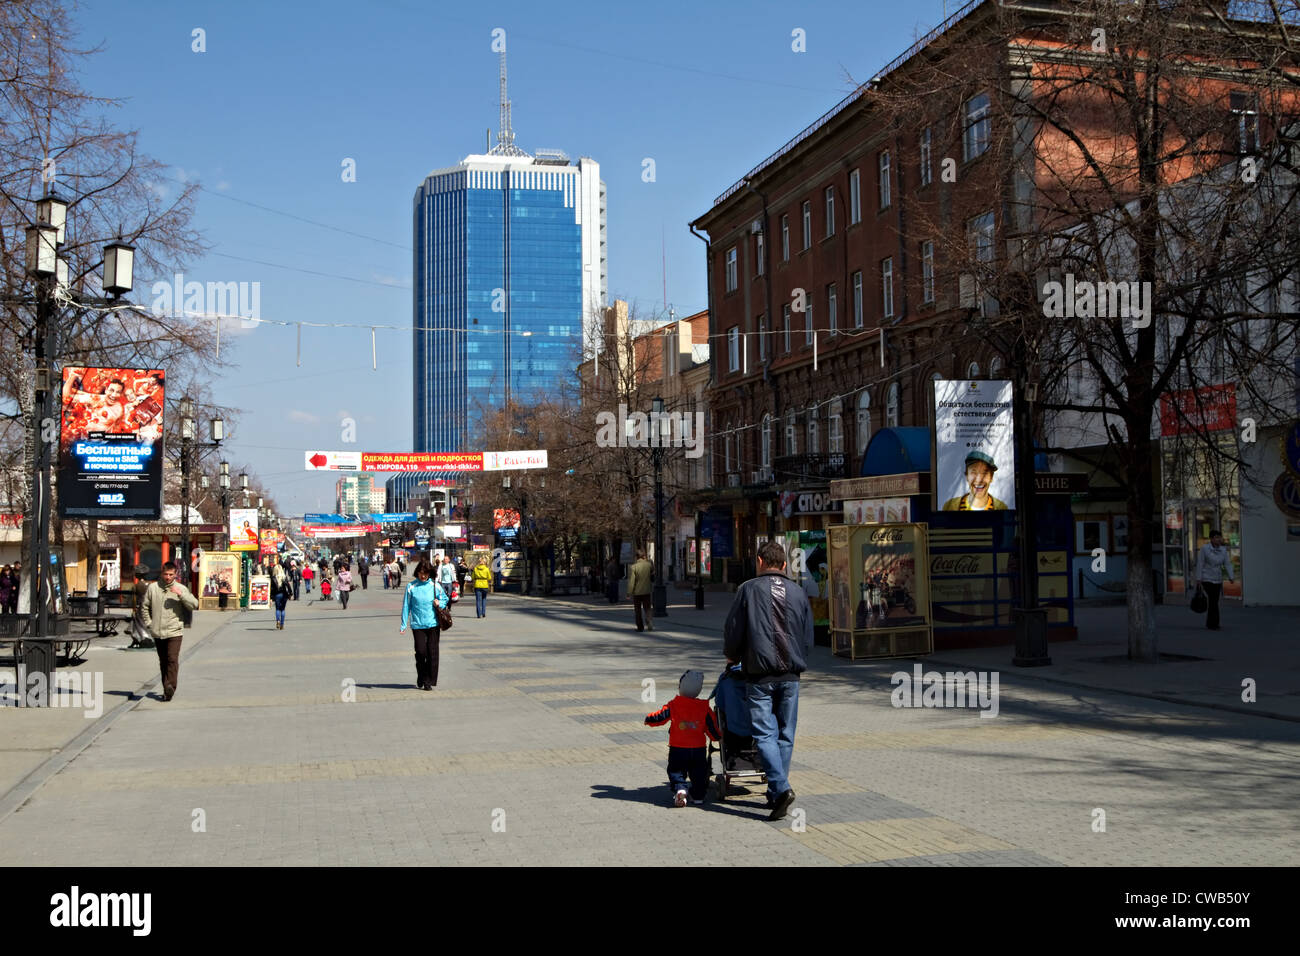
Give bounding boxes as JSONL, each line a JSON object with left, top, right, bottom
{"left": 854, "top": 849, "right": 1062, "bottom": 866}
{"left": 4, "top": 588, "right": 1298, "bottom": 867}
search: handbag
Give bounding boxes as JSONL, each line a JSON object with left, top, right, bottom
{"left": 435, "top": 602, "right": 453, "bottom": 630}
{"left": 1189, "top": 584, "right": 1207, "bottom": 614}
{"left": 449, "top": 581, "right": 460, "bottom": 603}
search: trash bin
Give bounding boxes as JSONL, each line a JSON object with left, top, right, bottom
{"left": 20, "top": 637, "right": 57, "bottom": 707}
{"left": 1012, "top": 608, "right": 1052, "bottom": 667}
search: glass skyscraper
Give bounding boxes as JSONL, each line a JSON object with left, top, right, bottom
{"left": 413, "top": 153, "right": 606, "bottom": 453}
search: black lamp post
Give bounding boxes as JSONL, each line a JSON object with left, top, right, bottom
{"left": 651, "top": 396, "right": 668, "bottom": 617}
{"left": 14, "top": 191, "right": 135, "bottom": 658}
{"left": 178, "top": 396, "right": 225, "bottom": 594}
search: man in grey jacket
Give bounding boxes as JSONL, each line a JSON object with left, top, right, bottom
{"left": 723, "top": 539, "right": 814, "bottom": 820}
{"left": 145, "top": 561, "right": 199, "bottom": 701}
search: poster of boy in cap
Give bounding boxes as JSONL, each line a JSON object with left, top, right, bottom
{"left": 934, "top": 379, "right": 1016, "bottom": 511}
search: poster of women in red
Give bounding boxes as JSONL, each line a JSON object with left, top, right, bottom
{"left": 59, "top": 367, "right": 165, "bottom": 519}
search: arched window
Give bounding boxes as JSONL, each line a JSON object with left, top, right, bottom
{"left": 785, "top": 410, "right": 798, "bottom": 456}
{"left": 761, "top": 414, "right": 772, "bottom": 469}
{"left": 886, "top": 382, "right": 901, "bottom": 428}
{"left": 828, "top": 399, "right": 844, "bottom": 454}
{"left": 989, "top": 356, "right": 1003, "bottom": 378}
{"left": 967, "top": 361, "right": 980, "bottom": 379}
{"left": 857, "top": 391, "right": 872, "bottom": 455}
{"left": 806, "top": 405, "right": 819, "bottom": 455}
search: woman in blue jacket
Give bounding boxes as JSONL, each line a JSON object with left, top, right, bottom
{"left": 400, "top": 557, "right": 449, "bottom": 691}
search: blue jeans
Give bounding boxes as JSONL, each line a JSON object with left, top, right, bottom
{"left": 475, "top": 588, "right": 487, "bottom": 617}
{"left": 383, "top": 574, "right": 389, "bottom": 590}
{"left": 745, "top": 680, "right": 799, "bottom": 797}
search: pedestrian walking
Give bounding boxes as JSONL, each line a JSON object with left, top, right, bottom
{"left": 291, "top": 560, "right": 302, "bottom": 601}
{"left": 303, "top": 564, "right": 314, "bottom": 593}
{"left": 130, "top": 563, "right": 152, "bottom": 647}
{"left": 144, "top": 561, "right": 199, "bottom": 702}
{"left": 1194, "top": 529, "right": 1235, "bottom": 631}
{"left": 0, "top": 565, "right": 14, "bottom": 617}
{"left": 605, "top": 556, "right": 620, "bottom": 604}
{"left": 438, "top": 555, "right": 457, "bottom": 596}
{"left": 273, "top": 570, "right": 292, "bottom": 629}
{"left": 338, "top": 566, "right": 353, "bottom": 609}
{"left": 472, "top": 556, "right": 492, "bottom": 618}
{"left": 400, "top": 558, "right": 449, "bottom": 691}
{"left": 722, "top": 539, "right": 814, "bottom": 820}
{"left": 644, "top": 669, "right": 720, "bottom": 807}
{"left": 628, "top": 550, "right": 654, "bottom": 631}
{"left": 358, "top": 554, "right": 370, "bottom": 590}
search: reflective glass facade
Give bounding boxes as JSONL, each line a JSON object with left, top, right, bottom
{"left": 414, "top": 158, "right": 600, "bottom": 453}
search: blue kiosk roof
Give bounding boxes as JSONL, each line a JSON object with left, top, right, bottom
{"left": 861, "top": 428, "right": 931, "bottom": 476}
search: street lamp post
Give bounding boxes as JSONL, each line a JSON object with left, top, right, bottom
{"left": 651, "top": 396, "right": 668, "bottom": 617}
{"left": 178, "top": 397, "right": 225, "bottom": 593}
{"left": 694, "top": 509, "right": 705, "bottom": 610}
{"left": 14, "top": 191, "right": 136, "bottom": 659}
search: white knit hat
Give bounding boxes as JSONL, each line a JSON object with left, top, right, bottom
{"left": 678, "top": 670, "right": 704, "bottom": 699}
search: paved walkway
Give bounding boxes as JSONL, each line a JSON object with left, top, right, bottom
{"left": 0, "top": 585, "right": 1296, "bottom": 866}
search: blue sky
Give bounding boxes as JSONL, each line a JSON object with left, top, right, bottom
{"left": 73, "top": 0, "right": 955, "bottom": 515}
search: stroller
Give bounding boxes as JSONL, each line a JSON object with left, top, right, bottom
{"left": 708, "top": 664, "right": 767, "bottom": 801}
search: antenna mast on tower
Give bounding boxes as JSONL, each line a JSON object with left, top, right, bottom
{"left": 489, "top": 47, "right": 529, "bottom": 157}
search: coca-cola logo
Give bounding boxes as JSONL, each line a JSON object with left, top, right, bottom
{"left": 869, "top": 528, "right": 905, "bottom": 543}
{"left": 931, "top": 555, "right": 981, "bottom": 574}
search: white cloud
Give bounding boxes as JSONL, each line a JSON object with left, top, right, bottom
{"left": 289, "top": 409, "right": 320, "bottom": 425}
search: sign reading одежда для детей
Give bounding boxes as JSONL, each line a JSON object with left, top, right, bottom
{"left": 303, "top": 451, "right": 549, "bottom": 472}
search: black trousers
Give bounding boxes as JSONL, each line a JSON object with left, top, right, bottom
{"left": 340, "top": 589, "right": 350, "bottom": 609}
{"left": 359, "top": 573, "right": 368, "bottom": 590}
{"left": 633, "top": 594, "right": 652, "bottom": 630}
{"left": 667, "top": 746, "right": 710, "bottom": 799}
{"left": 1203, "top": 582, "right": 1223, "bottom": 628}
{"left": 411, "top": 627, "right": 440, "bottom": 687}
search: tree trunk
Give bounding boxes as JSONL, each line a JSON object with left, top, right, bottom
{"left": 1126, "top": 427, "right": 1158, "bottom": 662}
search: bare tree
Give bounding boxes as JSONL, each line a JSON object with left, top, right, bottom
{"left": 869, "top": 0, "right": 1300, "bottom": 659}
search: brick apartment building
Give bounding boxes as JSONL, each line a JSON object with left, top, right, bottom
{"left": 690, "top": 0, "right": 1300, "bottom": 628}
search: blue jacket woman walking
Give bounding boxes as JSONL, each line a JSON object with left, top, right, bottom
{"left": 400, "top": 557, "right": 449, "bottom": 691}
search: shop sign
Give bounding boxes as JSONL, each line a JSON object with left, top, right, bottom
{"left": 1159, "top": 384, "right": 1237, "bottom": 437}
{"left": 779, "top": 490, "right": 840, "bottom": 517}
{"left": 831, "top": 473, "right": 926, "bottom": 500}
{"left": 930, "top": 553, "right": 994, "bottom": 576}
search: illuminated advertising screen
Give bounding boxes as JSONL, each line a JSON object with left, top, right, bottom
{"left": 934, "top": 379, "right": 1016, "bottom": 512}
{"left": 58, "top": 367, "right": 165, "bottom": 519}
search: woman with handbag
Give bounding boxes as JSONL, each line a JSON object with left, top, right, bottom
{"left": 273, "top": 571, "right": 293, "bottom": 630}
{"left": 399, "top": 557, "right": 450, "bottom": 691}
{"left": 1194, "top": 530, "right": 1235, "bottom": 631}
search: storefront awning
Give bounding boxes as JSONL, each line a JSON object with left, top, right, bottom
{"left": 861, "top": 428, "right": 931, "bottom": 476}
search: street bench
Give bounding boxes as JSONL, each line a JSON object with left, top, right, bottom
{"left": 550, "top": 574, "right": 585, "bottom": 595}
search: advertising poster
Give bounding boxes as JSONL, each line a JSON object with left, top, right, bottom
{"left": 199, "top": 551, "right": 240, "bottom": 610}
{"left": 229, "top": 508, "right": 259, "bottom": 551}
{"left": 934, "top": 379, "right": 1016, "bottom": 512}
{"left": 248, "top": 575, "right": 271, "bottom": 609}
{"left": 258, "top": 529, "right": 284, "bottom": 555}
{"left": 58, "top": 367, "right": 165, "bottom": 519}
{"left": 854, "top": 525, "right": 927, "bottom": 630}
{"left": 843, "top": 498, "right": 911, "bottom": 524}
{"left": 785, "top": 529, "right": 829, "bottom": 628}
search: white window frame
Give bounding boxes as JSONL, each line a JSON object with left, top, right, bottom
{"left": 727, "top": 327, "right": 740, "bottom": 372}
{"left": 989, "top": 356, "right": 1003, "bottom": 378}
{"left": 725, "top": 246, "right": 738, "bottom": 292}
{"left": 920, "top": 126, "right": 932, "bottom": 186}
{"left": 886, "top": 382, "right": 900, "bottom": 428}
{"left": 921, "top": 241, "right": 935, "bottom": 304}
{"left": 856, "top": 391, "right": 871, "bottom": 454}
{"left": 882, "top": 257, "right": 894, "bottom": 318}
{"left": 783, "top": 305, "right": 791, "bottom": 353}
{"left": 801, "top": 201, "right": 811, "bottom": 250}
{"left": 828, "top": 400, "right": 844, "bottom": 454}
{"left": 964, "top": 92, "right": 991, "bottom": 161}
{"left": 824, "top": 186, "right": 835, "bottom": 237}
{"left": 755, "top": 231, "right": 765, "bottom": 276}
{"left": 781, "top": 215, "right": 790, "bottom": 261}
{"left": 805, "top": 299, "right": 814, "bottom": 346}
{"left": 761, "top": 415, "right": 772, "bottom": 469}
{"left": 806, "top": 405, "right": 819, "bottom": 455}
{"left": 967, "top": 361, "right": 980, "bottom": 379}
{"left": 785, "top": 410, "right": 797, "bottom": 456}
{"left": 852, "top": 270, "right": 863, "bottom": 328}
{"left": 724, "top": 431, "right": 733, "bottom": 475}
{"left": 828, "top": 283, "right": 838, "bottom": 334}
{"left": 849, "top": 168, "right": 861, "bottom": 224}
{"left": 879, "top": 150, "right": 891, "bottom": 209}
